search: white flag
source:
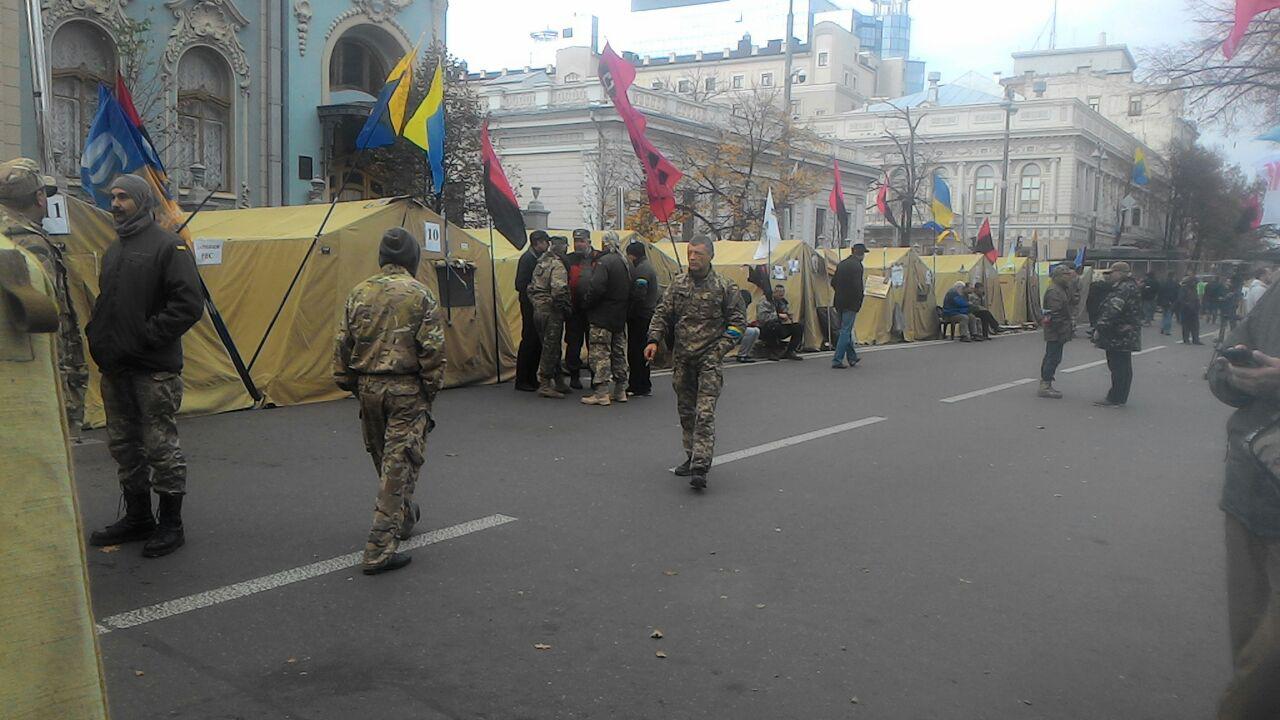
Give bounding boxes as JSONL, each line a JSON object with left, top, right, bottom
{"left": 1259, "top": 152, "right": 1280, "bottom": 226}
{"left": 755, "top": 188, "right": 782, "bottom": 261}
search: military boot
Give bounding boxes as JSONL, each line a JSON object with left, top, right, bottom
{"left": 581, "top": 386, "right": 612, "bottom": 405}
{"left": 398, "top": 500, "right": 421, "bottom": 541}
{"left": 610, "top": 385, "right": 629, "bottom": 403}
{"left": 673, "top": 456, "right": 693, "bottom": 476}
{"left": 142, "top": 494, "right": 185, "bottom": 558}
{"left": 569, "top": 370, "right": 583, "bottom": 390}
{"left": 554, "top": 376, "right": 572, "bottom": 394}
{"left": 88, "top": 490, "right": 156, "bottom": 546}
{"left": 537, "top": 381, "right": 566, "bottom": 399}
{"left": 1037, "top": 381, "right": 1063, "bottom": 399}
{"left": 363, "top": 552, "right": 412, "bottom": 576}
{"left": 689, "top": 473, "right": 708, "bottom": 490}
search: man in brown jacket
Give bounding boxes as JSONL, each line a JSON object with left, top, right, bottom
{"left": 1038, "top": 264, "right": 1077, "bottom": 399}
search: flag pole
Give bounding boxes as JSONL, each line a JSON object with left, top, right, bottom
{"left": 663, "top": 219, "right": 683, "bottom": 272}
{"left": 488, "top": 222, "right": 503, "bottom": 384}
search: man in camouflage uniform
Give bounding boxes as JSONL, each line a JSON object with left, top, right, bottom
{"left": 334, "top": 228, "right": 446, "bottom": 576}
{"left": 1037, "top": 264, "right": 1077, "bottom": 399}
{"left": 0, "top": 158, "right": 88, "bottom": 437}
{"left": 581, "top": 231, "right": 632, "bottom": 406}
{"left": 527, "top": 235, "right": 572, "bottom": 399}
{"left": 644, "top": 235, "right": 747, "bottom": 490}
{"left": 1092, "top": 261, "right": 1142, "bottom": 408}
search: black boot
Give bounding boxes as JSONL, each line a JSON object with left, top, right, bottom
{"left": 569, "top": 370, "right": 583, "bottom": 390}
{"left": 673, "top": 456, "right": 693, "bottom": 476}
{"left": 88, "top": 491, "right": 155, "bottom": 546}
{"left": 142, "top": 494, "right": 185, "bottom": 558}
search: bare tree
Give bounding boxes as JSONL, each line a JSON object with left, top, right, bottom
{"left": 648, "top": 65, "right": 730, "bottom": 103}
{"left": 878, "top": 104, "right": 937, "bottom": 247}
{"left": 1143, "top": 1, "right": 1280, "bottom": 132}
{"left": 584, "top": 113, "right": 642, "bottom": 230}
{"left": 116, "top": 18, "right": 173, "bottom": 155}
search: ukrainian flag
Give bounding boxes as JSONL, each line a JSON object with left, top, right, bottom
{"left": 1132, "top": 147, "right": 1149, "bottom": 186}
{"left": 355, "top": 45, "right": 418, "bottom": 151}
{"left": 931, "top": 173, "right": 955, "bottom": 229}
{"left": 404, "top": 60, "right": 446, "bottom": 195}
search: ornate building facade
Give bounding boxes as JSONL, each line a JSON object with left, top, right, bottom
{"left": 5, "top": 0, "right": 445, "bottom": 208}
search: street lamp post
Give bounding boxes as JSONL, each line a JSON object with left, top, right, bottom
{"left": 997, "top": 86, "right": 1017, "bottom": 252}
{"left": 1089, "top": 143, "right": 1104, "bottom": 249}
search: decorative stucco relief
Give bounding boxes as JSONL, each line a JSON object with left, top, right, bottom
{"left": 325, "top": 0, "right": 413, "bottom": 46}
{"left": 161, "top": 0, "right": 251, "bottom": 95}
{"left": 42, "top": 0, "right": 131, "bottom": 39}
{"left": 294, "top": 0, "right": 312, "bottom": 55}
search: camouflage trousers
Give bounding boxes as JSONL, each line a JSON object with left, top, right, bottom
{"left": 534, "top": 309, "right": 565, "bottom": 385}
{"left": 358, "top": 375, "right": 431, "bottom": 567}
{"left": 588, "top": 325, "right": 628, "bottom": 389}
{"left": 671, "top": 351, "right": 725, "bottom": 473}
{"left": 101, "top": 370, "right": 187, "bottom": 495}
{"left": 58, "top": 320, "right": 88, "bottom": 434}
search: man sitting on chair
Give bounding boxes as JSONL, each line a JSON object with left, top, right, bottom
{"left": 756, "top": 284, "right": 804, "bottom": 360}
{"left": 942, "top": 281, "right": 975, "bottom": 342}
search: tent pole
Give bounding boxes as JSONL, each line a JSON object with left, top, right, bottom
{"left": 488, "top": 223, "right": 503, "bottom": 384}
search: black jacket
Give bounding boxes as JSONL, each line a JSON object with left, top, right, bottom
{"left": 583, "top": 250, "right": 631, "bottom": 332}
{"left": 86, "top": 222, "right": 204, "bottom": 373}
{"left": 831, "top": 255, "right": 865, "bottom": 312}
{"left": 515, "top": 248, "right": 539, "bottom": 304}
{"left": 629, "top": 256, "right": 660, "bottom": 319}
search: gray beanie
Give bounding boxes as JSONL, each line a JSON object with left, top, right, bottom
{"left": 378, "top": 227, "right": 421, "bottom": 274}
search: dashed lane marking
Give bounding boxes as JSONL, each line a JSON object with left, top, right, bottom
{"left": 939, "top": 378, "right": 1038, "bottom": 404}
{"left": 709, "top": 416, "right": 888, "bottom": 467}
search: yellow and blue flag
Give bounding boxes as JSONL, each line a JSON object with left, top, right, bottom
{"left": 404, "top": 60, "right": 446, "bottom": 195}
{"left": 931, "top": 172, "right": 955, "bottom": 229}
{"left": 1132, "top": 148, "right": 1149, "bottom": 186}
{"left": 355, "top": 45, "right": 418, "bottom": 151}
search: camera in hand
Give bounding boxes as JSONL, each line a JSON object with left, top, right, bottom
{"left": 1222, "top": 346, "right": 1257, "bottom": 367}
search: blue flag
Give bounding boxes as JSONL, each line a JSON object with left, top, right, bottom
{"left": 80, "top": 84, "right": 148, "bottom": 208}
{"left": 1073, "top": 246, "right": 1086, "bottom": 270}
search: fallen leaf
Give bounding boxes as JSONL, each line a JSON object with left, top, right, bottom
{"left": 533, "top": 643, "right": 552, "bottom": 651}
{"left": 286, "top": 657, "right": 297, "bottom": 664}
{"left": 100, "top": 545, "right": 121, "bottom": 554}
{"left": 754, "top": 603, "right": 767, "bottom": 609}
{"left": 445, "top": 452, "right": 458, "bottom": 457}
{"left": 650, "top": 630, "right": 664, "bottom": 639}
{"left": 133, "top": 670, "right": 144, "bottom": 677}
{"left": 959, "top": 578, "right": 973, "bottom": 584}
{"left": 662, "top": 570, "right": 679, "bottom": 576}
{"left": 850, "top": 697, "right": 860, "bottom": 704}
{"left": 655, "top": 651, "right": 667, "bottom": 659}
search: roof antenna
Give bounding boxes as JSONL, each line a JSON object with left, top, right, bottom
{"left": 1048, "top": 0, "right": 1058, "bottom": 50}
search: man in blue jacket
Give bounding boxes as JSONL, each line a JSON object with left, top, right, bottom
{"left": 942, "top": 281, "right": 974, "bottom": 342}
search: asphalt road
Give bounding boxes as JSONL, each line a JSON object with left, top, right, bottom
{"left": 73, "top": 325, "right": 1233, "bottom": 720}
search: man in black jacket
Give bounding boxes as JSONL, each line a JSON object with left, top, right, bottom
{"left": 564, "top": 229, "right": 593, "bottom": 389}
{"left": 581, "top": 232, "right": 631, "bottom": 405}
{"left": 514, "top": 230, "right": 550, "bottom": 391}
{"left": 831, "top": 242, "right": 866, "bottom": 368}
{"left": 625, "top": 241, "right": 659, "bottom": 396}
{"left": 85, "top": 174, "right": 204, "bottom": 558}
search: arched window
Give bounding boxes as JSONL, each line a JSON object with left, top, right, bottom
{"left": 973, "top": 165, "right": 995, "bottom": 216}
{"left": 563, "top": 72, "right": 581, "bottom": 83}
{"left": 329, "top": 37, "right": 388, "bottom": 96}
{"left": 1018, "top": 163, "right": 1042, "bottom": 214}
{"left": 51, "top": 21, "right": 116, "bottom": 178}
{"left": 176, "top": 48, "right": 232, "bottom": 190}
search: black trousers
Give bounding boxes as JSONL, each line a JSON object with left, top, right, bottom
{"left": 761, "top": 322, "right": 803, "bottom": 353}
{"left": 1105, "top": 350, "right": 1133, "bottom": 405}
{"left": 565, "top": 311, "right": 588, "bottom": 377}
{"left": 974, "top": 309, "right": 1000, "bottom": 337}
{"left": 1041, "top": 340, "right": 1065, "bottom": 382}
{"left": 516, "top": 297, "right": 541, "bottom": 388}
{"left": 1181, "top": 308, "right": 1201, "bottom": 343}
{"left": 627, "top": 312, "right": 653, "bottom": 394}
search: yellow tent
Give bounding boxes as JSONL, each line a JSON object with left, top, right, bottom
{"left": 651, "top": 240, "right": 828, "bottom": 350}
{"left": 996, "top": 255, "right": 1043, "bottom": 325}
{"left": 187, "top": 198, "right": 516, "bottom": 407}
{"left": 823, "top": 247, "right": 937, "bottom": 345}
{"left": 925, "top": 253, "right": 1009, "bottom": 324}
{"left": 61, "top": 197, "right": 256, "bottom": 427}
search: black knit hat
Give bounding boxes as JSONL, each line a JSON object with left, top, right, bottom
{"left": 379, "top": 227, "right": 421, "bottom": 274}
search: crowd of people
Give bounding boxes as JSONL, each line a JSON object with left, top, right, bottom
{"left": 1138, "top": 267, "right": 1275, "bottom": 346}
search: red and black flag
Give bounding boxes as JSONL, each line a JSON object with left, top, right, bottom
{"left": 481, "top": 120, "right": 527, "bottom": 250}
{"left": 874, "top": 173, "right": 898, "bottom": 228}
{"left": 598, "top": 43, "right": 683, "bottom": 222}
{"left": 974, "top": 217, "right": 998, "bottom": 263}
{"left": 828, "top": 159, "right": 849, "bottom": 244}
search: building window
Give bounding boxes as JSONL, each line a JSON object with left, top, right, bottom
{"left": 815, "top": 207, "right": 827, "bottom": 243}
{"left": 704, "top": 77, "right": 716, "bottom": 92}
{"left": 564, "top": 72, "right": 580, "bottom": 83}
{"left": 1128, "top": 95, "right": 1143, "bottom": 116}
{"left": 790, "top": 100, "right": 800, "bottom": 116}
{"left": 818, "top": 51, "right": 830, "bottom": 67}
{"left": 760, "top": 72, "right": 774, "bottom": 87}
{"left": 815, "top": 108, "right": 826, "bottom": 116}
{"left": 651, "top": 79, "right": 663, "bottom": 89}
{"left": 1130, "top": 207, "right": 1142, "bottom": 227}
{"left": 843, "top": 71, "right": 852, "bottom": 86}
{"left": 677, "top": 78, "right": 692, "bottom": 93}
{"left": 176, "top": 48, "right": 233, "bottom": 191}
{"left": 1086, "top": 96, "right": 1100, "bottom": 113}
{"left": 1018, "top": 163, "right": 1042, "bottom": 214}
{"left": 329, "top": 37, "right": 388, "bottom": 96}
{"left": 51, "top": 21, "right": 116, "bottom": 178}
{"left": 973, "top": 165, "right": 995, "bottom": 216}
{"left": 732, "top": 74, "right": 744, "bottom": 89}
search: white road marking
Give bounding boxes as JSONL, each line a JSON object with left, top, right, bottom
{"left": 1060, "top": 345, "right": 1167, "bottom": 374}
{"left": 939, "top": 378, "right": 1038, "bottom": 403}
{"left": 708, "top": 416, "right": 887, "bottom": 467}
{"left": 95, "top": 514, "right": 517, "bottom": 635}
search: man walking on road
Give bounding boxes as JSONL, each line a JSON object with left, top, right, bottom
{"left": 831, "top": 242, "right": 866, "bottom": 368}
{"left": 527, "top": 236, "right": 572, "bottom": 399}
{"left": 1092, "top": 262, "right": 1142, "bottom": 408}
{"left": 644, "top": 235, "right": 746, "bottom": 490}
{"left": 334, "top": 228, "right": 446, "bottom": 576}
{"left": 1038, "top": 264, "right": 1076, "bottom": 399}
{"left": 1180, "top": 272, "right": 1203, "bottom": 345}
{"left": 0, "top": 158, "right": 88, "bottom": 437}
{"left": 625, "top": 241, "right": 659, "bottom": 396}
{"left": 564, "top": 229, "right": 593, "bottom": 389}
{"left": 514, "top": 230, "right": 550, "bottom": 391}
{"left": 85, "top": 174, "right": 204, "bottom": 558}
{"left": 1207, "top": 280, "right": 1280, "bottom": 719}
{"left": 1158, "top": 270, "right": 1179, "bottom": 336}
{"left": 581, "top": 232, "right": 631, "bottom": 406}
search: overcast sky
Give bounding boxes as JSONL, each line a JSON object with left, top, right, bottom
{"left": 448, "top": 0, "right": 1267, "bottom": 171}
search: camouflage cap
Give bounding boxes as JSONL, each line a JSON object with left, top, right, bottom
{"left": 1104, "top": 261, "right": 1131, "bottom": 274}
{"left": 0, "top": 158, "right": 43, "bottom": 200}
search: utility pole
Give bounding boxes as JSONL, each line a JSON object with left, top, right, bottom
{"left": 1089, "top": 142, "right": 1104, "bottom": 248}
{"left": 25, "top": 0, "right": 55, "bottom": 174}
{"left": 783, "top": 0, "right": 795, "bottom": 111}
{"left": 997, "top": 85, "right": 1015, "bottom": 252}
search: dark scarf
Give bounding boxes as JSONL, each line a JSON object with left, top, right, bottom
{"left": 110, "top": 173, "right": 156, "bottom": 238}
